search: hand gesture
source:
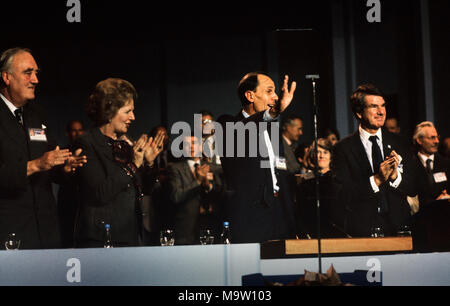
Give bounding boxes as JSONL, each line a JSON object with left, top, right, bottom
{"left": 387, "top": 150, "right": 400, "bottom": 181}
{"left": 63, "top": 148, "right": 87, "bottom": 173}
{"left": 133, "top": 134, "right": 150, "bottom": 168}
{"left": 28, "top": 146, "right": 72, "bottom": 176}
{"left": 40, "top": 146, "right": 72, "bottom": 171}
{"left": 195, "top": 164, "right": 212, "bottom": 188}
{"left": 374, "top": 158, "right": 395, "bottom": 186}
{"left": 270, "top": 75, "right": 297, "bottom": 116}
{"left": 436, "top": 190, "right": 450, "bottom": 201}
{"left": 144, "top": 130, "right": 165, "bottom": 166}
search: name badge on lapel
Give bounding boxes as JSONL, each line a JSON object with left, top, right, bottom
{"left": 275, "top": 156, "right": 287, "bottom": 171}
{"left": 28, "top": 128, "right": 47, "bottom": 142}
{"left": 433, "top": 172, "right": 447, "bottom": 183}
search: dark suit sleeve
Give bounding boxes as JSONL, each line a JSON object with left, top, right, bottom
{"left": 332, "top": 142, "right": 378, "bottom": 211}
{"left": 207, "top": 165, "right": 226, "bottom": 199}
{"left": 0, "top": 152, "right": 28, "bottom": 193}
{"left": 74, "top": 136, "right": 134, "bottom": 207}
{"left": 167, "top": 163, "right": 202, "bottom": 204}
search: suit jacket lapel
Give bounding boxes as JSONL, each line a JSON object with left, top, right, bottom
{"left": 235, "top": 110, "right": 245, "bottom": 122}
{"left": 0, "top": 99, "right": 28, "bottom": 155}
{"left": 182, "top": 160, "right": 196, "bottom": 182}
{"left": 350, "top": 131, "right": 373, "bottom": 177}
{"left": 382, "top": 131, "right": 394, "bottom": 158}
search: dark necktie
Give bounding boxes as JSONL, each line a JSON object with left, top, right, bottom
{"left": 425, "top": 159, "right": 434, "bottom": 184}
{"left": 369, "top": 136, "right": 383, "bottom": 174}
{"left": 14, "top": 108, "right": 24, "bottom": 126}
{"left": 425, "top": 159, "right": 432, "bottom": 173}
{"left": 369, "top": 135, "right": 389, "bottom": 214}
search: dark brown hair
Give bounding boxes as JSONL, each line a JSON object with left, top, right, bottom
{"left": 350, "top": 83, "right": 385, "bottom": 119}
{"left": 237, "top": 71, "right": 270, "bottom": 106}
{"left": 85, "top": 78, "right": 137, "bottom": 126}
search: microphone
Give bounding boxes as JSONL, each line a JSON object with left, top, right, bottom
{"left": 305, "top": 74, "right": 320, "bottom": 80}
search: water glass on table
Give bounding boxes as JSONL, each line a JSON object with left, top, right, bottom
{"left": 4, "top": 233, "right": 21, "bottom": 250}
{"left": 160, "top": 229, "right": 175, "bottom": 246}
{"left": 199, "top": 229, "right": 214, "bottom": 245}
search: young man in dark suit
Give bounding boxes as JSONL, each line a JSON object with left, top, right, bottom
{"left": 219, "top": 72, "right": 298, "bottom": 243}
{"left": 333, "top": 83, "right": 414, "bottom": 237}
{"left": 0, "top": 48, "right": 86, "bottom": 249}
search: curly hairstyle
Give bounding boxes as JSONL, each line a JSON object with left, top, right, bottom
{"left": 85, "top": 78, "right": 137, "bottom": 126}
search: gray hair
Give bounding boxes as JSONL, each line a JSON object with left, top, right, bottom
{"left": 0, "top": 47, "right": 32, "bottom": 86}
{"left": 413, "top": 121, "right": 435, "bottom": 144}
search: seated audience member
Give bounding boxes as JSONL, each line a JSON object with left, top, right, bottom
{"left": 323, "top": 127, "right": 340, "bottom": 146}
{"left": 57, "top": 120, "right": 85, "bottom": 248}
{"left": 296, "top": 138, "right": 345, "bottom": 238}
{"left": 411, "top": 122, "right": 449, "bottom": 207}
{"left": 73, "top": 78, "right": 164, "bottom": 248}
{"left": 384, "top": 117, "right": 401, "bottom": 135}
{"left": 281, "top": 115, "right": 303, "bottom": 174}
{"left": 166, "top": 134, "right": 225, "bottom": 245}
{"left": 294, "top": 142, "right": 312, "bottom": 174}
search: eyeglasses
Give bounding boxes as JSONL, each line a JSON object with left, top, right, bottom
{"left": 202, "top": 119, "right": 212, "bottom": 124}
{"left": 422, "top": 135, "right": 440, "bottom": 141}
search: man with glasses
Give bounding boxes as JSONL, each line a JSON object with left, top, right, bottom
{"left": 412, "top": 121, "right": 449, "bottom": 207}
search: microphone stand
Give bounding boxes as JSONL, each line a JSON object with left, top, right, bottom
{"left": 305, "top": 74, "right": 322, "bottom": 274}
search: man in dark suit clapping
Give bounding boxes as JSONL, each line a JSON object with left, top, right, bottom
{"left": 0, "top": 48, "right": 86, "bottom": 249}
{"left": 167, "top": 134, "right": 225, "bottom": 245}
{"left": 333, "top": 83, "right": 414, "bottom": 237}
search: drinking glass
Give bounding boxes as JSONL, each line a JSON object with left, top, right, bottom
{"left": 370, "top": 227, "right": 385, "bottom": 238}
{"left": 397, "top": 225, "right": 412, "bottom": 237}
{"left": 160, "top": 229, "right": 175, "bottom": 246}
{"left": 199, "top": 229, "right": 214, "bottom": 245}
{"left": 4, "top": 233, "right": 21, "bottom": 250}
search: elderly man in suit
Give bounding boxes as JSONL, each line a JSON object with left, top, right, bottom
{"left": 411, "top": 121, "right": 449, "bottom": 207}
{"left": 333, "top": 83, "right": 414, "bottom": 237}
{"left": 0, "top": 47, "right": 85, "bottom": 249}
{"left": 219, "top": 72, "right": 298, "bottom": 243}
{"left": 167, "top": 134, "right": 225, "bottom": 245}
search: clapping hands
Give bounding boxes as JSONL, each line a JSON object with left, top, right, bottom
{"left": 132, "top": 130, "right": 166, "bottom": 168}
{"left": 375, "top": 150, "right": 401, "bottom": 186}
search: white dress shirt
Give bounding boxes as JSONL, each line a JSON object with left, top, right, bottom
{"left": 418, "top": 152, "right": 434, "bottom": 171}
{"left": 0, "top": 93, "right": 20, "bottom": 116}
{"left": 242, "top": 109, "right": 279, "bottom": 193}
{"left": 358, "top": 125, "right": 402, "bottom": 193}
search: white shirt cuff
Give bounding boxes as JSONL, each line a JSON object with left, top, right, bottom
{"left": 370, "top": 171, "right": 402, "bottom": 193}
{"left": 370, "top": 176, "right": 380, "bottom": 193}
{"left": 389, "top": 170, "right": 402, "bottom": 188}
